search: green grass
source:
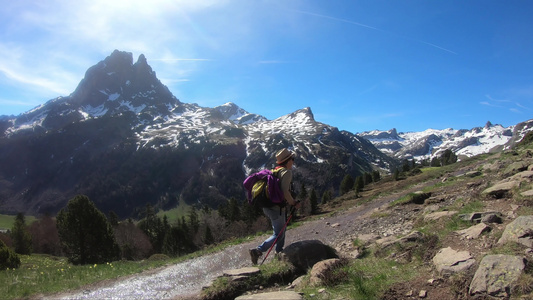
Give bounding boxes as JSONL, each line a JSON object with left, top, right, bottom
{"left": 0, "top": 254, "right": 172, "bottom": 299}
{"left": 301, "top": 256, "right": 419, "bottom": 300}
{"left": 0, "top": 233, "right": 266, "bottom": 300}
{"left": 0, "top": 214, "right": 37, "bottom": 231}
{"left": 156, "top": 199, "right": 191, "bottom": 224}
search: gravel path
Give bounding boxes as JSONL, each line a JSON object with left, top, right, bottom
{"left": 44, "top": 181, "right": 434, "bottom": 300}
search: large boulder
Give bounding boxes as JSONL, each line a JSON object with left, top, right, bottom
{"left": 280, "top": 240, "right": 338, "bottom": 272}
{"left": 482, "top": 181, "right": 520, "bottom": 198}
{"left": 432, "top": 247, "right": 476, "bottom": 275}
{"left": 469, "top": 255, "right": 526, "bottom": 298}
{"left": 503, "top": 161, "right": 529, "bottom": 176}
{"left": 497, "top": 215, "right": 533, "bottom": 247}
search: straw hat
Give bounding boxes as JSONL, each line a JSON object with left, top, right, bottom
{"left": 276, "top": 148, "right": 295, "bottom": 164}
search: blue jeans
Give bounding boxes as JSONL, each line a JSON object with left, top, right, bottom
{"left": 258, "top": 206, "right": 286, "bottom": 253}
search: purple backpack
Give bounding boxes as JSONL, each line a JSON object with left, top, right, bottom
{"left": 243, "top": 168, "right": 285, "bottom": 207}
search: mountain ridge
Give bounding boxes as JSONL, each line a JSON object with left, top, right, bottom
{"left": 0, "top": 50, "right": 531, "bottom": 218}
{"left": 358, "top": 119, "right": 533, "bottom": 162}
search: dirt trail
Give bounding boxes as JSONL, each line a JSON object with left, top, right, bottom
{"left": 45, "top": 180, "right": 435, "bottom": 300}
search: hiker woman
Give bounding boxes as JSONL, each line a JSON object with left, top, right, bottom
{"left": 249, "top": 148, "right": 301, "bottom": 265}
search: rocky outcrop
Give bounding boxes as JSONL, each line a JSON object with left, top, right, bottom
{"left": 469, "top": 255, "right": 526, "bottom": 298}
{"left": 482, "top": 181, "right": 520, "bottom": 198}
{"left": 498, "top": 215, "right": 533, "bottom": 248}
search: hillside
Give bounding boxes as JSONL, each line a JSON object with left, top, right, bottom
{"left": 44, "top": 132, "right": 533, "bottom": 300}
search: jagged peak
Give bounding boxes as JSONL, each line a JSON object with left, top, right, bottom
{"left": 103, "top": 50, "right": 134, "bottom": 69}
{"left": 288, "top": 107, "right": 315, "bottom": 121}
{"left": 136, "top": 54, "right": 148, "bottom": 65}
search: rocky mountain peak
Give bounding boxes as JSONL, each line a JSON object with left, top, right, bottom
{"left": 213, "top": 102, "right": 267, "bottom": 125}
{"left": 281, "top": 107, "right": 315, "bottom": 123}
{"left": 68, "top": 50, "right": 178, "bottom": 118}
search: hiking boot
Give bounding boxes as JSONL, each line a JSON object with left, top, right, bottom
{"left": 275, "top": 251, "right": 283, "bottom": 261}
{"left": 249, "top": 248, "right": 262, "bottom": 265}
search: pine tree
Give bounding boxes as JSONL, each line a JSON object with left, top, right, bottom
{"left": 188, "top": 207, "right": 199, "bottom": 234}
{"left": 340, "top": 174, "right": 354, "bottom": 195}
{"left": 363, "top": 172, "right": 373, "bottom": 185}
{"left": 309, "top": 189, "right": 318, "bottom": 215}
{"left": 321, "top": 190, "right": 331, "bottom": 205}
{"left": 354, "top": 176, "right": 364, "bottom": 193}
{"left": 371, "top": 170, "right": 381, "bottom": 183}
{"left": 299, "top": 183, "right": 308, "bottom": 201}
{"left": 203, "top": 224, "right": 214, "bottom": 245}
{"left": 11, "top": 213, "right": 32, "bottom": 255}
{"left": 138, "top": 204, "right": 166, "bottom": 253}
{"left": 0, "top": 239, "right": 20, "bottom": 269}
{"left": 393, "top": 168, "right": 400, "bottom": 181}
{"left": 56, "top": 195, "right": 120, "bottom": 264}
{"left": 441, "top": 149, "right": 457, "bottom": 166}
{"left": 108, "top": 211, "right": 119, "bottom": 227}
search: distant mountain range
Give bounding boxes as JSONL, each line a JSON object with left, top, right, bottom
{"left": 358, "top": 120, "right": 533, "bottom": 161}
{"left": 0, "top": 50, "right": 531, "bottom": 218}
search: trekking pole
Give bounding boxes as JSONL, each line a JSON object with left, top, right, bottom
{"left": 260, "top": 206, "right": 295, "bottom": 265}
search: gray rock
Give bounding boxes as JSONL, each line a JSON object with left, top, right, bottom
{"left": 482, "top": 181, "right": 520, "bottom": 198}
{"left": 503, "top": 161, "right": 529, "bottom": 175}
{"left": 235, "top": 291, "right": 303, "bottom": 299}
{"left": 456, "top": 223, "right": 491, "bottom": 239}
{"left": 280, "top": 240, "right": 338, "bottom": 272}
{"left": 509, "top": 170, "right": 533, "bottom": 181}
{"left": 469, "top": 255, "right": 526, "bottom": 298}
{"left": 432, "top": 247, "right": 476, "bottom": 275}
{"left": 498, "top": 215, "right": 533, "bottom": 247}
{"left": 481, "top": 213, "right": 503, "bottom": 224}
{"left": 465, "top": 170, "right": 482, "bottom": 178}
{"left": 459, "top": 211, "right": 502, "bottom": 223}
{"left": 424, "top": 204, "right": 440, "bottom": 213}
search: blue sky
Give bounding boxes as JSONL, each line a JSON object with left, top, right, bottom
{"left": 0, "top": 0, "right": 532, "bottom": 133}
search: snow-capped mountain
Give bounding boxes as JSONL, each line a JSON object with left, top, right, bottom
{"left": 0, "top": 50, "right": 394, "bottom": 218}
{"left": 358, "top": 120, "right": 533, "bottom": 161}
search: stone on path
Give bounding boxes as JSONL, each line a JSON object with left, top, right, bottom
{"left": 469, "top": 255, "right": 526, "bottom": 298}
{"left": 432, "top": 247, "right": 476, "bottom": 275}
{"left": 235, "top": 291, "right": 303, "bottom": 299}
